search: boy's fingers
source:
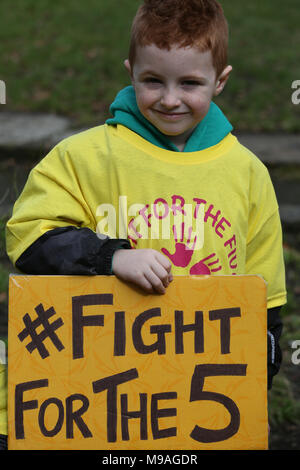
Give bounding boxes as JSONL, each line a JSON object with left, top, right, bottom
{"left": 144, "top": 269, "right": 166, "bottom": 294}
{"left": 150, "top": 262, "right": 172, "bottom": 288}
{"left": 155, "top": 251, "right": 173, "bottom": 272}
{"left": 133, "top": 273, "right": 154, "bottom": 293}
{"left": 113, "top": 249, "right": 172, "bottom": 294}
{"left": 140, "top": 278, "right": 155, "bottom": 294}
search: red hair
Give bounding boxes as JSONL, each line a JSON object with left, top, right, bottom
{"left": 128, "top": 0, "right": 229, "bottom": 77}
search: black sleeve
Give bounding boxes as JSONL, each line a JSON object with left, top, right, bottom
{"left": 0, "top": 434, "right": 7, "bottom": 451}
{"left": 267, "top": 306, "right": 283, "bottom": 390}
{"left": 15, "top": 226, "right": 131, "bottom": 276}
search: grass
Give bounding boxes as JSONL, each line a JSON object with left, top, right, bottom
{"left": 0, "top": 0, "right": 299, "bottom": 130}
{"left": 0, "top": 264, "right": 8, "bottom": 295}
{"left": 0, "top": 0, "right": 139, "bottom": 126}
{"left": 268, "top": 374, "right": 300, "bottom": 427}
{"left": 0, "top": 218, "right": 9, "bottom": 294}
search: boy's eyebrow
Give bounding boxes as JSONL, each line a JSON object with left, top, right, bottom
{"left": 138, "top": 69, "right": 162, "bottom": 77}
{"left": 138, "top": 69, "right": 208, "bottom": 82}
{"left": 180, "top": 74, "right": 208, "bottom": 82}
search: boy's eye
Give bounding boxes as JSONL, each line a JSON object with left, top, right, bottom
{"left": 182, "top": 80, "right": 201, "bottom": 87}
{"left": 144, "top": 77, "right": 162, "bottom": 84}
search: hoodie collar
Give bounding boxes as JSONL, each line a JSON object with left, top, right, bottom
{"left": 106, "top": 86, "right": 233, "bottom": 152}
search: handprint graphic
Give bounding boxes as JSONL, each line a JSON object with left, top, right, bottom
{"left": 189, "top": 252, "right": 222, "bottom": 274}
{"left": 161, "top": 223, "right": 222, "bottom": 274}
{"left": 161, "top": 223, "right": 198, "bottom": 268}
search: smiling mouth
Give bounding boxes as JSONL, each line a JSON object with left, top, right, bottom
{"left": 153, "top": 109, "right": 188, "bottom": 119}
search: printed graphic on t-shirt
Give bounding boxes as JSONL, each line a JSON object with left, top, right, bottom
{"left": 97, "top": 194, "right": 238, "bottom": 275}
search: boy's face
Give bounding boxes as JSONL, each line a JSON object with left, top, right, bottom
{"left": 125, "top": 44, "right": 232, "bottom": 150}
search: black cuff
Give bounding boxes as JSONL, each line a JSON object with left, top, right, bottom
{"left": 95, "top": 238, "right": 131, "bottom": 275}
{"left": 267, "top": 306, "right": 283, "bottom": 389}
{"left": 0, "top": 434, "right": 7, "bottom": 450}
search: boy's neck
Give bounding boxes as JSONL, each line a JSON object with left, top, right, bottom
{"left": 167, "top": 133, "right": 190, "bottom": 151}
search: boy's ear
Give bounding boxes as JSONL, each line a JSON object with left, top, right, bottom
{"left": 124, "top": 59, "right": 133, "bottom": 78}
{"left": 214, "top": 65, "right": 232, "bottom": 96}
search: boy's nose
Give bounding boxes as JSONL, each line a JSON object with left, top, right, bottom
{"left": 160, "top": 88, "right": 181, "bottom": 109}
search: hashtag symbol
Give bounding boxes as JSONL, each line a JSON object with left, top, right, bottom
{"left": 18, "top": 303, "right": 65, "bottom": 359}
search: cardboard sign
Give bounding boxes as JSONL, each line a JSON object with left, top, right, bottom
{"left": 8, "top": 275, "right": 268, "bottom": 450}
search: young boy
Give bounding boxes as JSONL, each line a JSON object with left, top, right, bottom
{"left": 4, "top": 0, "right": 286, "bottom": 447}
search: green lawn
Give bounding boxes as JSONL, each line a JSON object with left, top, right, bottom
{"left": 0, "top": 218, "right": 9, "bottom": 294}
{"left": 0, "top": 0, "right": 299, "bottom": 130}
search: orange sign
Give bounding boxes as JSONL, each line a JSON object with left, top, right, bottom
{"left": 8, "top": 275, "right": 268, "bottom": 450}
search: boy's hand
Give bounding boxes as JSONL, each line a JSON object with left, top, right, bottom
{"left": 112, "top": 249, "right": 173, "bottom": 294}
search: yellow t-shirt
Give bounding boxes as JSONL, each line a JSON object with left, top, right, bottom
{"left": 6, "top": 124, "right": 286, "bottom": 308}
{"left": 3, "top": 123, "right": 287, "bottom": 437}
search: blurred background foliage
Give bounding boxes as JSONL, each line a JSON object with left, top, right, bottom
{"left": 0, "top": 0, "right": 299, "bottom": 130}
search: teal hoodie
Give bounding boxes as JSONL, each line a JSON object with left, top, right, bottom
{"left": 106, "top": 86, "right": 233, "bottom": 152}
